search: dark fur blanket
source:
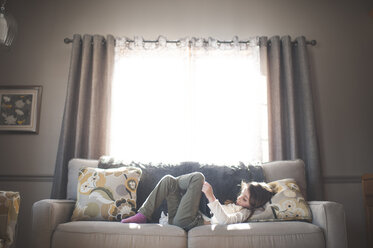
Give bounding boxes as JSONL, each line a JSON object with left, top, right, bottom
{"left": 99, "top": 156, "right": 264, "bottom": 222}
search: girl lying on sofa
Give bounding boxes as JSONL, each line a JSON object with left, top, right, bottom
{"left": 121, "top": 172, "right": 274, "bottom": 230}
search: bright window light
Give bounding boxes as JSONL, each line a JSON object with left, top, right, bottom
{"left": 110, "top": 46, "right": 268, "bottom": 165}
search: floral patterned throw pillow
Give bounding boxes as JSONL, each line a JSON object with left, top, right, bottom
{"left": 0, "top": 191, "right": 20, "bottom": 247}
{"left": 71, "top": 166, "right": 142, "bottom": 221}
{"left": 249, "top": 178, "right": 312, "bottom": 222}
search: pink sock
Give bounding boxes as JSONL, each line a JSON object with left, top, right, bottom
{"left": 121, "top": 213, "right": 147, "bottom": 224}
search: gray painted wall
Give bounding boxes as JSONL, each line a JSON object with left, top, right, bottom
{"left": 0, "top": 0, "right": 372, "bottom": 247}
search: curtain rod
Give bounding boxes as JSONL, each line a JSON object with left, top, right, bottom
{"left": 63, "top": 37, "right": 317, "bottom": 46}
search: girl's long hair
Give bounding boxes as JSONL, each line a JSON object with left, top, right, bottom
{"left": 241, "top": 181, "right": 275, "bottom": 220}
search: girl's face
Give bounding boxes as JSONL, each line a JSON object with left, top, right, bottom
{"left": 236, "top": 188, "right": 251, "bottom": 208}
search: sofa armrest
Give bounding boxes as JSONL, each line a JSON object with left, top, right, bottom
{"left": 32, "top": 199, "right": 75, "bottom": 248}
{"left": 308, "top": 201, "right": 348, "bottom": 248}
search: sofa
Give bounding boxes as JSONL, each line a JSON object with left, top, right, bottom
{"left": 32, "top": 159, "right": 348, "bottom": 248}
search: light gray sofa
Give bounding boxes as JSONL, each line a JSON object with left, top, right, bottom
{"left": 32, "top": 159, "right": 348, "bottom": 248}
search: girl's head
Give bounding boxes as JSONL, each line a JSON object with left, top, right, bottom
{"left": 236, "top": 182, "right": 275, "bottom": 212}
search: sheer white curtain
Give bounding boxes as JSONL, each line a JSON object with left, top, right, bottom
{"left": 110, "top": 36, "right": 268, "bottom": 165}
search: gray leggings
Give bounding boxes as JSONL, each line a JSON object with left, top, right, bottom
{"left": 138, "top": 172, "right": 205, "bottom": 231}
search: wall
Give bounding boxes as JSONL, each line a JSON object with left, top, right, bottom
{"left": 0, "top": 0, "right": 372, "bottom": 247}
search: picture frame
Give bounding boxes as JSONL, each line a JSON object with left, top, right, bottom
{"left": 0, "top": 86, "right": 43, "bottom": 134}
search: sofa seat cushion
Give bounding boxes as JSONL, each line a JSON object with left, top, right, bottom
{"left": 52, "top": 221, "right": 187, "bottom": 248}
{"left": 188, "top": 222, "right": 325, "bottom": 248}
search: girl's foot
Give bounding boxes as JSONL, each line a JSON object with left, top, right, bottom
{"left": 121, "top": 213, "right": 147, "bottom": 224}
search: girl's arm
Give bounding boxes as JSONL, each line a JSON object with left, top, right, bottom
{"left": 202, "top": 181, "right": 216, "bottom": 202}
{"left": 207, "top": 200, "right": 248, "bottom": 225}
{"left": 202, "top": 182, "right": 249, "bottom": 225}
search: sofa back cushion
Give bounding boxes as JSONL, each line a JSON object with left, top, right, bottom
{"left": 67, "top": 159, "right": 308, "bottom": 201}
{"left": 261, "top": 159, "right": 307, "bottom": 199}
{"left": 66, "top": 158, "right": 308, "bottom": 222}
{"left": 67, "top": 159, "right": 99, "bottom": 200}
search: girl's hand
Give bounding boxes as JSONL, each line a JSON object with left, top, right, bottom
{"left": 202, "top": 181, "right": 216, "bottom": 203}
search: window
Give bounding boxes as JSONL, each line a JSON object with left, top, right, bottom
{"left": 110, "top": 38, "right": 268, "bottom": 165}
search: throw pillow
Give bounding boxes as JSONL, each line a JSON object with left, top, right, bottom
{"left": 248, "top": 178, "right": 312, "bottom": 222}
{"left": 0, "top": 191, "right": 20, "bottom": 247}
{"left": 71, "top": 166, "right": 142, "bottom": 221}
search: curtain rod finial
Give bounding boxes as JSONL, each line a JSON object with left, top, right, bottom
{"left": 310, "top": 40, "right": 317, "bottom": 46}
{"left": 64, "top": 38, "right": 73, "bottom": 44}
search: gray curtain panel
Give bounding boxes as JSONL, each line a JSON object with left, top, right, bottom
{"left": 51, "top": 34, "right": 115, "bottom": 199}
{"left": 261, "top": 36, "right": 323, "bottom": 200}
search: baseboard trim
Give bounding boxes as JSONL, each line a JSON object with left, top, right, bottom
{"left": 0, "top": 175, "right": 54, "bottom": 182}
{"left": 323, "top": 176, "right": 361, "bottom": 184}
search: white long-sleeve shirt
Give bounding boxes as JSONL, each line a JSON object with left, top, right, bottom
{"left": 207, "top": 199, "right": 251, "bottom": 225}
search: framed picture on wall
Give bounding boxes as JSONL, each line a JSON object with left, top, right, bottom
{"left": 0, "top": 86, "right": 43, "bottom": 133}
